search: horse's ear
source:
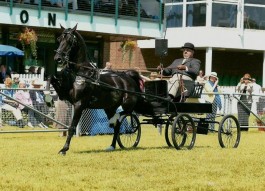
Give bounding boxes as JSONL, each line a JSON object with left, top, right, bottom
{"left": 71, "top": 24, "right": 78, "bottom": 32}
{"left": 60, "top": 24, "right": 65, "bottom": 30}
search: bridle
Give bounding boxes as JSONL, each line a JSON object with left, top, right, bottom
{"left": 55, "top": 29, "right": 100, "bottom": 82}
{"left": 55, "top": 30, "right": 77, "bottom": 65}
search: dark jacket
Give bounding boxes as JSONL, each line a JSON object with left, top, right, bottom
{"left": 162, "top": 58, "right": 201, "bottom": 80}
{"left": 0, "top": 70, "right": 11, "bottom": 83}
{"left": 29, "top": 90, "right": 44, "bottom": 105}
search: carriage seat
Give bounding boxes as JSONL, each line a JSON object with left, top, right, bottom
{"left": 173, "top": 81, "right": 204, "bottom": 103}
{"left": 144, "top": 80, "right": 203, "bottom": 102}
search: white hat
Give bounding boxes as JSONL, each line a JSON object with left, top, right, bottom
{"left": 19, "top": 80, "right": 26, "bottom": 85}
{"left": 12, "top": 74, "right": 20, "bottom": 79}
{"left": 209, "top": 72, "right": 218, "bottom": 78}
{"left": 32, "top": 79, "right": 43, "bottom": 86}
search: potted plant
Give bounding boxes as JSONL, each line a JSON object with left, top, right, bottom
{"left": 119, "top": 40, "right": 137, "bottom": 66}
{"left": 18, "top": 27, "right": 38, "bottom": 65}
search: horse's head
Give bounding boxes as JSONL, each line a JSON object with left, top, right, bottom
{"left": 54, "top": 24, "right": 78, "bottom": 64}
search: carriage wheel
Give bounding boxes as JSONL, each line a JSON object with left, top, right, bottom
{"left": 218, "top": 115, "right": 240, "bottom": 148}
{"left": 165, "top": 114, "right": 177, "bottom": 147}
{"left": 117, "top": 114, "right": 141, "bottom": 149}
{"left": 171, "top": 114, "right": 196, "bottom": 150}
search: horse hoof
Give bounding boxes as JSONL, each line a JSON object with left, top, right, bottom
{"left": 105, "top": 146, "right": 115, "bottom": 152}
{"left": 58, "top": 150, "right": 66, "bottom": 156}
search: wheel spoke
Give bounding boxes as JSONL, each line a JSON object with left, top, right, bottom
{"left": 171, "top": 114, "right": 196, "bottom": 150}
{"left": 117, "top": 114, "right": 141, "bottom": 148}
{"left": 218, "top": 115, "right": 240, "bottom": 148}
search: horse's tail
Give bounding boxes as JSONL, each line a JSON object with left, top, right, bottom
{"left": 124, "top": 69, "right": 143, "bottom": 92}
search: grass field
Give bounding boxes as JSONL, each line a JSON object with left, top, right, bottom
{"left": 0, "top": 125, "right": 265, "bottom": 191}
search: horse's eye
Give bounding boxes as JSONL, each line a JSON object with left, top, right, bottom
{"left": 57, "top": 36, "right": 62, "bottom": 42}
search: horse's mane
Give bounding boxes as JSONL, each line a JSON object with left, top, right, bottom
{"left": 73, "top": 30, "right": 87, "bottom": 54}
{"left": 124, "top": 69, "right": 142, "bottom": 92}
{"left": 64, "top": 27, "right": 96, "bottom": 69}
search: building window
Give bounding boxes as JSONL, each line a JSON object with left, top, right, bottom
{"left": 245, "top": 0, "right": 265, "bottom": 5}
{"left": 186, "top": 3, "right": 206, "bottom": 26}
{"left": 245, "top": 6, "right": 265, "bottom": 30}
{"left": 165, "top": 5, "right": 183, "bottom": 28}
{"left": 212, "top": 3, "right": 237, "bottom": 28}
{"left": 164, "top": 0, "right": 183, "bottom": 3}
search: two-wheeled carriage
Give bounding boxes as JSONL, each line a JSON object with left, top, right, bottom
{"left": 117, "top": 80, "right": 241, "bottom": 150}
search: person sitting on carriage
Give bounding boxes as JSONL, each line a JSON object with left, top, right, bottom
{"left": 157, "top": 42, "right": 201, "bottom": 100}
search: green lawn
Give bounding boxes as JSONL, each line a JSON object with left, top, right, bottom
{"left": 0, "top": 126, "right": 265, "bottom": 191}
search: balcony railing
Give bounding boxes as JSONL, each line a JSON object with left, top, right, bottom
{"left": 3, "top": 0, "right": 164, "bottom": 29}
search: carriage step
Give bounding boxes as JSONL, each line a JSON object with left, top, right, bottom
{"left": 142, "top": 118, "right": 167, "bottom": 125}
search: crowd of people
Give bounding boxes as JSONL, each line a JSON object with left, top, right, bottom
{"left": 196, "top": 70, "right": 262, "bottom": 131}
{"left": 0, "top": 64, "right": 49, "bottom": 129}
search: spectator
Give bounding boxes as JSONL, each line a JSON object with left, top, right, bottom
{"left": 196, "top": 70, "right": 207, "bottom": 85}
{"left": 29, "top": 79, "right": 49, "bottom": 129}
{"left": 14, "top": 80, "right": 35, "bottom": 128}
{"left": 50, "top": 0, "right": 63, "bottom": 7}
{"left": 236, "top": 73, "right": 253, "bottom": 131}
{"left": 252, "top": 78, "right": 262, "bottom": 95}
{"left": 157, "top": 42, "right": 200, "bottom": 100}
{"left": 0, "top": 64, "right": 11, "bottom": 84}
{"left": 28, "top": 66, "right": 36, "bottom": 74}
{"left": 37, "top": 67, "right": 42, "bottom": 75}
{"left": 134, "top": 67, "right": 151, "bottom": 81}
{"left": 251, "top": 78, "right": 262, "bottom": 115}
{"left": 133, "top": 67, "right": 151, "bottom": 92}
{"left": 1, "top": 77, "right": 24, "bottom": 128}
{"left": 104, "top": 61, "right": 112, "bottom": 70}
{"left": 11, "top": 74, "right": 20, "bottom": 88}
{"left": 204, "top": 72, "right": 222, "bottom": 131}
{"left": 54, "top": 99, "right": 72, "bottom": 136}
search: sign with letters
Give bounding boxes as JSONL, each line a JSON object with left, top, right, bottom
{"left": 20, "top": 10, "right": 56, "bottom": 26}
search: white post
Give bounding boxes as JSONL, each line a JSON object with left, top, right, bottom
{"left": 183, "top": 0, "right": 187, "bottom": 27}
{"left": 205, "top": 47, "right": 212, "bottom": 75}
{"left": 41, "top": 67, "right": 45, "bottom": 81}
{"left": 261, "top": 51, "right": 265, "bottom": 87}
{"left": 206, "top": 0, "right": 212, "bottom": 28}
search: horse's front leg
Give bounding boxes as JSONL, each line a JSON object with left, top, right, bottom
{"left": 58, "top": 102, "right": 83, "bottom": 155}
{"left": 50, "top": 75, "right": 65, "bottom": 100}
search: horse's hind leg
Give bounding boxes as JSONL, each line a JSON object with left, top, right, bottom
{"left": 58, "top": 103, "right": 83, "bottom": 155}
{"left": 105, "top": 108, "right": 120, "bottom": 151}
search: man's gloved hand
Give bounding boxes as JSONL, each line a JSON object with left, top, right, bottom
{"left": 157, "top": 65, "right": 162, "bottom": 70}
{"left": 177, "top": 65, "right": 186, "bottom": 70}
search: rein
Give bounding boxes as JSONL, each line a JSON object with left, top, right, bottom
{"left": 76, "top": 72, "right": 178, "bottom": 112}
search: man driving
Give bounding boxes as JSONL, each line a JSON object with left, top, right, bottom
{"left": 157, "top": 42, "right": 201, "bottom": 99}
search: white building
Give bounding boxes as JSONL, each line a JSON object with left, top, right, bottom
{"left": 139, "top": 0, "right": 265, "bottom": 87}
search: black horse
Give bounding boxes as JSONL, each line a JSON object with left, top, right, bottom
{"left": 50, "top": 24, "right": 153, "bottom": 155}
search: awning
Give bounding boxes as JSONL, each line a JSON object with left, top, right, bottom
{"left": 0, "top": 45, "right": 24, "bottom": 57}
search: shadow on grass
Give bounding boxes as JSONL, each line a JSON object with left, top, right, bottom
{"left": 76, "top": 145, "right": 212, "bottom": 154}
{"left": 76, "top": 146, "right": 172, "bottom": 154}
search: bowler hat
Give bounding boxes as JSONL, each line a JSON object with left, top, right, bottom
{"left": 181, "top": 42, "right": 195, "bottom": 51}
